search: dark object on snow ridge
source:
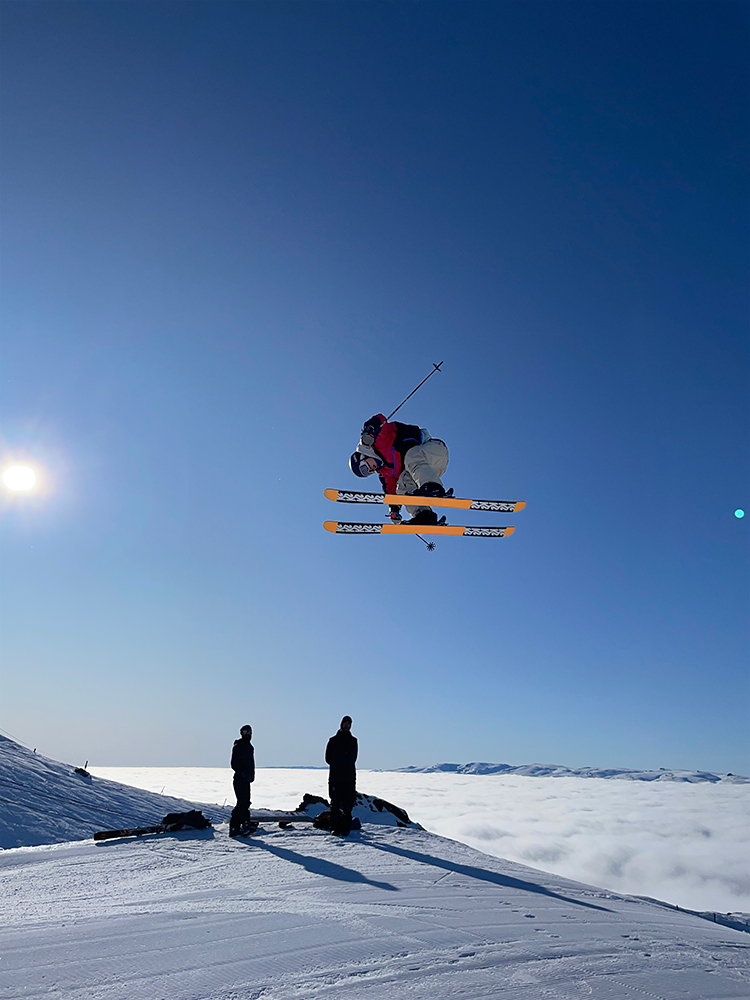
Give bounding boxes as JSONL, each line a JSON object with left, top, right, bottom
{"left": 161, "top": 810, "right": 211, "bottom": 830}
{"left": 294, "top": 792, "right": 416, "bottom": 828}
{"left": 312, "top": 809, "right": 331, "bottom": 830}
{"left": 94, "top": 809, "right": 211, "bottom": 842}
{"left": 295, "top": 793, "right": 330, "bottom": 812}
{"left": 312, "top": 810, "right": 361, "bottom": 832}
{"left": 359, "top": 794, "right": 412, "bottom": 826}
{"left": 229, "top": 820, "right": 260, "bottom": 838}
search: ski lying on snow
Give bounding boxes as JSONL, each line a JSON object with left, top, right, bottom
{"left": 94, "top": 810, "right": 212, "bottom": 841}
{"left": 231, "top": 814, "right": 319, "bottom": 836}
{"left": 94, "top": 823, "right": 165, "bottom": 841}
{"left": 325, "top": 488, "right": 526, "bottom": 513}
{"left": 324, "top": 521, "right": 515, "bottom": 537}
{"left": 249, "top": 813, "right": 316, "bottom": 824}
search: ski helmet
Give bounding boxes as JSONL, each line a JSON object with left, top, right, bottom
{"left": 351, "top": 442, "right": 382, "bottom": 477}
{"left": 349, "top": 452, "right": 373, "bottom": 477}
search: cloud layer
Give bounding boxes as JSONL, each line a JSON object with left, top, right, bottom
{"left": 369, "top": 773, "right": 750, "bottom": 915}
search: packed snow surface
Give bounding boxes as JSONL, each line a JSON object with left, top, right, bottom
{"left": 3, "top": 821, "right": 750, "bottom": 998}
{"left": 90, "top": 764, "right": 750, "bottom": 915}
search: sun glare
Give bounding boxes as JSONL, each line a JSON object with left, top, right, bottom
{"left": 2, "top": 465, "right": 37, "bottom": 492}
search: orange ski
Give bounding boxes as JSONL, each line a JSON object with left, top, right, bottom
{"left": 324, "top": 488, "right": 525, "bottom": 513}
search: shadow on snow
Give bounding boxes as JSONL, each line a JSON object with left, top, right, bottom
{"left": 245, "top": 838, "right": 399, "bottom": 892}
{"left": 364, "top": 838, "right": 611, "bottom": 911}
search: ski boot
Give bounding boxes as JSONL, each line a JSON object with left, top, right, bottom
{"left": 404, "top": 483, "right": 450, "bottom": 525}
{"left": 410, "top": 482, "right": 447, "bottom": 498}
{"left": 404, "top": 509, "right": 440, "bottom": 526}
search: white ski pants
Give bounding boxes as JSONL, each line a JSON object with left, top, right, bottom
{"left": 397, "top": 438, "right": 449, "bottom": 514}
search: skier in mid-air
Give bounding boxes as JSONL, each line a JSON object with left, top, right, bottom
{"left": 349, "top": 413, "right": 449, "bottom": 525}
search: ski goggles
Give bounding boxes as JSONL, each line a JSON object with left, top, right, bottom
{"left": 356, "top": 454, "right": 377, "bottom": 476}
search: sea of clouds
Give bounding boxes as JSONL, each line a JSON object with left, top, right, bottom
{"left": 90, "top": 766, "right": 750, "bottom": 915}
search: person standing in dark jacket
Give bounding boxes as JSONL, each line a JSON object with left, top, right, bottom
{"left": 325, "top": 716, "right": 358, "bottom": 836}
{"left": 230, "top": 725, "right": 255, "bottom": 837}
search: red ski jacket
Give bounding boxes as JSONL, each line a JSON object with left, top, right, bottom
{"left": 366, "top": 414, "right": 423, "bottom": 494}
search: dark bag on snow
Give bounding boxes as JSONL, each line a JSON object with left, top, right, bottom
{"left": 312, "top": 809, "right": 331, "bottom": 830}
{"left": 161, "top": 809, "right": 211, "bottom": 831}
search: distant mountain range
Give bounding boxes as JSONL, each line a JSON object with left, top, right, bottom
{"left": 395, "top": 762, "right": 748, "bottom": 782}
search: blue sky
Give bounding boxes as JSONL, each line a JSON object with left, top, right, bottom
{"left": 1, "top": 1, "right": 747, "bottom": 771}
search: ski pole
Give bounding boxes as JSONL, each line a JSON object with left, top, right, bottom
{"left": 386, "top": 361, "right": 443, "bottom": 421}
{"left": 415, "top": 534, "right": 436, "bottom": 552}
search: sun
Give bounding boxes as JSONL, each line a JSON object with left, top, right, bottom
{"left": 2, "top": 465, "right": 37, "bottom": 492}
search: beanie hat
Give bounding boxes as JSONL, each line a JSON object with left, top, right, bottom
{"left": 356, "top": 443, "right": 380, "bottom": 462}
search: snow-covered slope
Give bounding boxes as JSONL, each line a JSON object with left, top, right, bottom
{"left": 2, "top": 821, "right": 749, "bottom": 999}
{"left": 0, "top": 734, "right": 231, "bottom": 848}
{"left": 0, "top": 737, "right": 418, "bottom": 849}
{"left": 398, "top": 761, "right": 749, "bottom": 781}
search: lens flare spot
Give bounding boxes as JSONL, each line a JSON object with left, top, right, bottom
{"left": 735, "top": 509, "right": 745, "bottom": 519}
{"left": 2, "top": 466, "right": 36, "bottom": 491}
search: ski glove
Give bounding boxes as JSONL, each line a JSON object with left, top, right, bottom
{"left": 360, "top": 415, "right": 384, "bottom": 446}
{"left": 388, "top": 505, "right": 403, "bottom": 523}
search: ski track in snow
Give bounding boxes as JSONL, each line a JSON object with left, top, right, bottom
{"left": 2, "top": 824, "right": 750, "bottom": 1000}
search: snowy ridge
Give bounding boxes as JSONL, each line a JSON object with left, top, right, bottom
{"left": 0, "top": 734, "right": 231, "bottom": 849}
{"left": 396, "top": 761, "right": 749, "bottom": 782}
{"left": 0, "top": 738, "right": 418, "bottom": 850}
{"left": 256, "top": 792, "right": 422, "bottom": 829}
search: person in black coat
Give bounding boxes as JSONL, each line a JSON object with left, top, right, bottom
{"left": 230, "top": 724, "right": 255, "bottom": 836}
{"left": 325, "top": 716, "right": 358, "bottom": 836}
